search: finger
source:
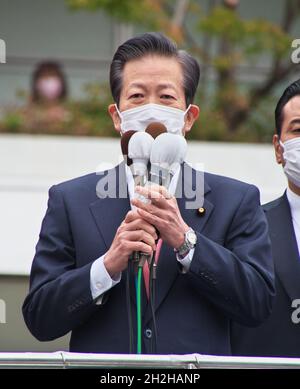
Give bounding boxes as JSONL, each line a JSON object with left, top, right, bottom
{"left": 141, "top": 183, "right": 172, "bottom": 198}
{"left": 136, "top": 184, "right": 172, "bottom": 199}
{"left": 136, "top": 208, "right": 167, "bottom": 231}
{"left": 150, "top": 192, "right": 174, "bottom": 207}
{"left": 120, "top": 230, "right": 157, "bottom": 250}
{"left": 132, "top": 196, "right": 169, "bottom": 211}
{"left": 123, "top": 218, "right": 158, "bottom": 239}
{"left": 135, "top": 185, "right": 161, "bottom": 199}
{"left": 127, "top": 241, "right": 153, "bottom": 255}
{"left": 124, "top": 210, "right": 139, "bottom": 223}
{"left": 152, "top": 184, "right": 172, "bottom": 199}
{"left": 132, "top": 198, "right": 173, "bottom": 219}
{"left": 132, "top": 197, "right": 153, "bottom": 212}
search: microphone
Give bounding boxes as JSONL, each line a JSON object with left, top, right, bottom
{"left": 121, "top": 130, "right": 136, "bottom": 166}
{"left": 146, "top": 133, "right": 187, "bottom": 285}
{"left": 145, "top": 122, "right": 167, "bottom": 139}
{"left": 128, "top": 131, "right": 153, "bottom": 187}
{"left": 128, "top": 132, "right": 154, "bottom": 267}
{"left": 150, "top": 133, "right": 187, "bottom": 189}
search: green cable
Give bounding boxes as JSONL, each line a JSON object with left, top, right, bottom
{"left": 136, "top": 267, "right": 143, "bottom": 354}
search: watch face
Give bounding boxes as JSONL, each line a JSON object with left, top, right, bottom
{"left": 187, "top": 230, "right": 197, "bottom": 245}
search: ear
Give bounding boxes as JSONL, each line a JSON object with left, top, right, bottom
{"left": 183, "top": 104, "right": 200, "bottom": 134}
{"left": 108, "top": 104, "right": 121, "bottom": 133}
{"left": 273, "top": 134, "right": 284, "bottom": 165}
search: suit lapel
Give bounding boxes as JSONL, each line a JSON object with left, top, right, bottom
{"left": 266, "top": 193, "right": 300, "bottom": 300}
{"left": 89, "top": 162, "right": 146, "bottom": 308}
{"left": 89, "top": 162, "right": 130, "bottom": 250}
{"left": 144, "top": 163, "right": 214, "bottom": 324}
{"left": 176, "top": 164, "right": 214, "bottom": 234}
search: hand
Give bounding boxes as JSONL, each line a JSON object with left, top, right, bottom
{"left": 104, "top": 210, "right": 157, "bottom": 277}
{"left": 131, "top": 184, "right": 190, "bottom": 250}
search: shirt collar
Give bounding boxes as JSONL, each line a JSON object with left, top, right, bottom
{"left": 286, "top": 187, "right": 300, "bottom": 218}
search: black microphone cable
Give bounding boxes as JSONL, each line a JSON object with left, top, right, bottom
{"left": 148, "top": 236, "right": 163, "bottom": 354}
{"left": 126, "top": 255, "right": 134, "bottom": 353}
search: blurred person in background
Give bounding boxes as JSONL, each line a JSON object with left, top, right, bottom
{"left": 31, "top": 61, "right": 68, "bottom": 104}
{"left": 232, "top": 79, "right": 300, "bottom": 357}
{"left": 26, "top": 61, "right": 71, "bottom": 133}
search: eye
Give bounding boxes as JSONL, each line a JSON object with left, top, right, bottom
{"left": 160, "top": 94, "right": 175, "bottom": 100}
{"left": 290, "top": 128, "right": 300, "bottom": 135}
{"left": 129, "top": 93, "right": 144, "bottom": 99}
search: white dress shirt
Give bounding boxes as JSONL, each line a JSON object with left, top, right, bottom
{"left": 90, "top": 164, "right": 195, "bottom": 301}
{"left": 286, "top": 187, "right": 300, "bottom": 255}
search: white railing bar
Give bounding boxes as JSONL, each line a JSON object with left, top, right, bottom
{"left": 0, "top": 352, "right": 300, "bottom": 369}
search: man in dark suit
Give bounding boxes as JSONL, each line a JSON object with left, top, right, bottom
{"left": 23, "top": 32, "right": 275, "bottom": 355}
{"left": 231, "top": 79, "right": 300, "bottom": 357}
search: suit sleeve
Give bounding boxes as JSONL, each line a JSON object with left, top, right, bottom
{"left": 190, "top": 185, "right": 275, "bottom": 327}
{"left": 22, "top": 185, "right": 99, "bottom": 341}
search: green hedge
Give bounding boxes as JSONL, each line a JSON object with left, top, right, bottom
{"left": 0, "top": 83, "right": 275, "bottom": 143}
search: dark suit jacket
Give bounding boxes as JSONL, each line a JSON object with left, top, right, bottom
{"left": 23, "top": 163, "right": 275, "bottom": 355}
{"left": 231, "top": 193, "right": 300, "bottom": 357}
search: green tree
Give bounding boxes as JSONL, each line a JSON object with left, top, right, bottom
{"left": 66, "top": 0, "right": 300, "bottom": 141}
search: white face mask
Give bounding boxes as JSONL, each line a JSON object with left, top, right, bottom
{"left": 280, "top": 137, "right": 300, "bottom": 187}
{"left": 115, "top": 103, "right": 191, "bottom": 135}
{"left": 37, "top": 77, "right": 63, "bottom": 101}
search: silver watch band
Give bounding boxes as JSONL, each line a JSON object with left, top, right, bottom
{"left": 174, "top": 228, "right": 196, "bottom": 257}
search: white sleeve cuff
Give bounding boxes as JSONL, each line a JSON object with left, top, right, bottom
{"left": 176, "top": 248, "right": 195, "bottom": 273}
{"left": 90, "top": 254, "right": 121, "bottom": 304}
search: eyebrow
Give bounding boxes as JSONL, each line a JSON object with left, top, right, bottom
{"left": 127, "top": 82, "right": 146, "bottom": 90}
{"left": 127, "top": 82, "right": 177, "bottom": 91}
{"left": 157, "top": 83, "right": 177, "bottom": 91}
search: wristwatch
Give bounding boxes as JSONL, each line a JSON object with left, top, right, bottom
{"left": 174, "top": 228, "right": 197, "bottom": 258}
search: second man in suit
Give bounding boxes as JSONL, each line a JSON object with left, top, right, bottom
{"left": 232, "top": 79, "right": 300, "bottom": 357}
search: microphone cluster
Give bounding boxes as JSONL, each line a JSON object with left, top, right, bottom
{"left": 121, "top": 123, "right": 187, "bottom": 191}
{"left": 121, "top": 123, "right": 188, "bottom": 267}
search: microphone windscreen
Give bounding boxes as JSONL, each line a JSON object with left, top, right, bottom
{"left": 128, "top": 132, "right": 154, "bottom": 176}
{"left": 121, "top": 130, "right": 136, "bottom": 166}
{"left": 150, "top": 133, "right": 187, "bottom": 169}
{"left": 145, "top": 122, "right": 167, "bottom": 139}
{"left": 128, "top": 132, "right": 154, "bottom": 160}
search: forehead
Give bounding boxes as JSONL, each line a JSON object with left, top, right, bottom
{"left": 122, "top": 55, "right": 183, "bottom": 87}
{"left": 282, "top": 95, "right": 300, "bottom": 123}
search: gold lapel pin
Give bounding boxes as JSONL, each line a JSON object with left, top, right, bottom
{"left": 197, "top": 207, "right": 206, "bottom": 216}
